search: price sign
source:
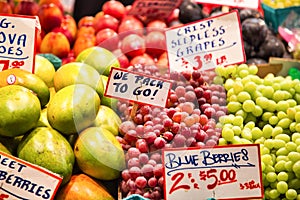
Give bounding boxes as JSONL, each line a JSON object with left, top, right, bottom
{"left": 128, "top": 0, "right": 182, "bottom": 20}
{"left": 0, "top": 14, "right": 38, "bottom": 73}
{"left": 162, "top": 144, "right": 264, "bottom": 200}
{"left": 105, "top": 67, "right": 172, "bottom": 107}
{"left": 165, "top": 10, "right": 245, "bottom": 73}
{"left": 195, "top": 0, "right": 260, "bottom": 9}
{"left": 0, "top": 151, "right": 62, "bottom": 200}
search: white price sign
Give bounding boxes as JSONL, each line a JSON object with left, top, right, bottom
{"left": 162, "top": 144, "right": 264, "bottom": 200}
{"left": 0, "top": 151, "right": 62, "bottom": 200}
{"left": 0, "top": 14, "right": 38, "bottom": 73}
{"left": 195, "top": 0, "right": 260, "bottom": 9}
{"left": 105, "top": 67, "right": 172, "bottom": 107}
{"left": 165, "top": 10, "right": 246, "bottom": 73}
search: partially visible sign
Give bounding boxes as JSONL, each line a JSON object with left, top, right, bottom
{"left": 162, "top": 144, "right": 263, "bottom": 200}
{"left": 0, "top": 14, "right": 38, "bottom": 73}
{"left": 105, "top": 67, "right": 172, "bottom": 107}
{"left": 0, "top": 151, "right": 62, "bottom": 200}
{"left": 165, "top": 10, "right": 245, "bottom": 73}
{"left": 195, "top": 0, "right": 260, "bottom": 9}
{"left": 128, "top": 0, "right": 182, "bottom": 20}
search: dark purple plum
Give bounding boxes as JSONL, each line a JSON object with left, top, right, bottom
{"left": 239, "top": 8, "right": 263, "bottom": 22}
{"left": 178, "top": 0, "right": 204, "bottom": 24}
{"left": 256, "top": 35, "right": 286, "bottom": 60}
{"left": 242, "top": 18, "right": 268, "bottom": 48}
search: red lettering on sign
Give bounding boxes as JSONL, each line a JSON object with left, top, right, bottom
{"left": 216, "top": 55, "right": 227, "bottom": 65}
{"left": 11, "top": 60, "right": 24, "bottom": 68}
{"left": 240, "top": 180, "right": 261, "bottom": 190}
{"left": 0, "top": 60, "right": 9, "bottom": 71}
{"left": 169, "top": 172, "right": 191, "bottom": 194}
{"left": 194, "top": 55, "right": 202, "bottom": 70}
{"left": 0, "top": 193, "right": 9, "bottom": 200}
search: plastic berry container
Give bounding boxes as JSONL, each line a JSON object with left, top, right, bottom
{"left": 261, "top": 3, "right": 300, "bottom": 33}
{"left": 122, "top": 194, "right": 149, "bottom": 200}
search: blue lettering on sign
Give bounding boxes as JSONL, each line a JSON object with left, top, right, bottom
{"left": 0, "top": 155, "right": 26, "bottom": 172}
{"left": 111, "top": 70, "right": 167, "bottom": 101}
{"left": 0, "top": 170, "right": 52, "bottom": 199}
{"left": 164, "top": 149, "right": 255, "bottom": 176}
{"left": 0, "top": 17, "right": 29, "bottom": 60}
{"left": 169, "top": 18, "right": 235, "bottom": 59}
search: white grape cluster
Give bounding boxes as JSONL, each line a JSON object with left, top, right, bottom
{"left": 215, "top": 64, "right": 300, "bottom": 200}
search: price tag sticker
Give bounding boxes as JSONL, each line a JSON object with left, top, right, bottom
{"left": 0, "top": 151, "right": 62, "bottom": 200}
{"left": 105, "top": 67, "right": 172, "bottom": 107}
{"left": 128, "top": 0, "right": 182, "bottom": 20}
{"left": 162, "top": 144, "right": 264, "bottom": 200}
{"left": 165, "top": 10, "right": 245, "bottom": 73}
{"left": 195, "top": 0, "right": 260, "bottom": 9}
{"left": 0, "top": 14, "right": 38, "bottom": 73}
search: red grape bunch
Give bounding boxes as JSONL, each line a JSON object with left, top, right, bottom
{"left": 117, "top": 64, "right": 227, "bottom": 199}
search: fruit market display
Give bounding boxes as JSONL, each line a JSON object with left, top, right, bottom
{"left": 0, "top": 0, "right": 300, "bottom": 200}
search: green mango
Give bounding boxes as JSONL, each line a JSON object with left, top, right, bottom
{"left": 36, "top": 108, "right": 52, "bottom": 128}
{"left": 47, "top": 84, "right": 100, "bottom": 135}
{"left": 75, "top": 46, "right": 120, "bottom": 76}
{"left": 17, "top": 127, "right": 75, "bottom": 185}
{"left": 93, "top": 105, "right": 121, "bottom": 136}
{"left": 74, "top": 127, "right": 125, "bottom": 181}
{"left": 0, "top": 85, "right": 41, "bottom": 137}
{"left": 100, "top": 75, "right": 118, "bottom": 110}
{"left": 0, "top": 68, "right": 50, "bottom": 107}
{"left": 0, "top": 141, "right": 11, "bottom": 155}
{"left": 0, "top": 136, "right": 23, "bottom": 155}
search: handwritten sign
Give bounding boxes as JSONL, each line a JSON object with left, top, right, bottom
{"left": 128, "top": 0, "right": 182, "bottom": 20}
{"left": 0, "top": 14, "right": 38, "bottom": 73}
{"left": 195, "top": 0, "right": 260, "bottom": 9}
{"left": 105, "top": 67, "right": 172, "bottom": 107}
{"left": 0, "top": 151, "right": 62, "bottom": 200}
{"left": 165, "top": 10, "right": 245, "bottom": 73}
{"left": 162, "top": 144, "right": 263, "bottom": 200}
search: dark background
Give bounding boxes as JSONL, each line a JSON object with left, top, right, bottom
{"left": 73, "top": 0, "right": 134, "bottom": 22}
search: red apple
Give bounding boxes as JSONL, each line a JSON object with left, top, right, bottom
{"left": 61, "top": 51, "right": 76, "bottom": 65}
{"left": 93, "top": 12, "right": 119, "bottom": 33}
{"left": 125, "top": 5, "right": 132, "bottom": 13}
{"left": 167, "top": 8, "right": 180, "bottom": 24}
{"left": 96, "top": 28, "right": 119, "bottom": 51}
{"left": 35, "top": 31, "right": 43, "bottom": 53}
{"left": 38, "top": 3, "right": 64, "bottom": 33}
{"left": 61, "top": 15, "right": 77, "bottom": 39}
{"left": 156, "top": 51, "right": 169, "bottom": 72}
{"left": 113, "top": 49, "right": 130, "bottom": 69}
{"left": 76, "top": 26, "right": 96, "bottom": 38}
{"left": 38, "top": 0, "right": 63, "bottom": 12}
{"left": 118, "top": 15, "right": 144, "bottom": 39}
{"left": 39, "top": 32, "right": 70, "bottom": 58}
{"left": 120, "top": 33, "right": 146, "bottom": 58}
{"left": 168, "top": 20, "right": 183, "bottom": 28}
{"left": 14, "top": 0, "right": 39, "bottom": 15}
{"left": 130, "top": 53, "right": 155, "bottom": 67}
{"left": 102, "top": 0, "right": 126, "bottom": 20}
{"left": 145, "top": 31, "right": 167, "bottom": 58}
{"left": 78, "top": 16, "right": 94, "bottom": 28}
{"left": 0, "top": 1, "right": 12, "bottom": 14}
{"left": 52, "top": 26, "right": 74, "bottom": 45}
{"left": 146, "top": 19, "right": 167, "bottom": 33}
